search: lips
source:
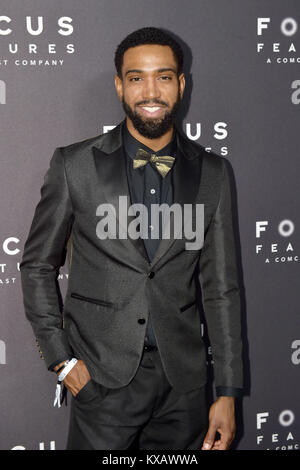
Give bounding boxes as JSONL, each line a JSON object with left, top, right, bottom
{"left": 138, "top": 105, "right": 166, "bottom": 118}
{"left": 142, "top": 106, "right": 161, "bottom": 113}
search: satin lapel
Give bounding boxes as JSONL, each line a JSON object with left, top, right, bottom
{"left": 150, "top": 141, "right": 203, "bottom": 268}
{"left": 93, "top": 140, "right": 150, "bottom": 263}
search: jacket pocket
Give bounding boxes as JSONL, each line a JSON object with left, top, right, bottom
{"left": 179, "top": 299, "right": 196, "bottom": 312}
{"left": 70, "top": 292, "right": 114, "bottom": 308}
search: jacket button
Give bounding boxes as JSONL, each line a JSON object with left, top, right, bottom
{"left": 138, "top": 319, "right": 146, "bottom": 324}
{"left": 148, "top": 271, "right": 155, "bottom": 279}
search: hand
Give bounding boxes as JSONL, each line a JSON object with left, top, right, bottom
{"left": 201, "top": 396, "right": 236, "bottom": 450}
{"left": 54, "top": 359, "right": 91, "bottom": 397}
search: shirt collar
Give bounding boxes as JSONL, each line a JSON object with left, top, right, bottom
{"left": 123, "top": 121, "right": 177, "bottom": 160}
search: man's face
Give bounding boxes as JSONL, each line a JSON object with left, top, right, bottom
{"left": 115, "top": 44, "right": 185, "bottom": 139}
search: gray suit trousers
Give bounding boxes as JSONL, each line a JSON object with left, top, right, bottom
{"left": 66, "top": 347, "right": 208, "bottom": 450}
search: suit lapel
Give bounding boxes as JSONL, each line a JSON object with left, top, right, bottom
{"left": 150, "top": 131, "right": 203, "bottom": 267}
{"left": 92, "top": 121, "right": 203, "bottom": 268}
{"left": 93, "top": 124, "right": 149, "bottom": 262}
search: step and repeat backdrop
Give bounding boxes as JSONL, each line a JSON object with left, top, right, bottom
{"left": 0, "top": 0, "right": 299, "bottom": 450}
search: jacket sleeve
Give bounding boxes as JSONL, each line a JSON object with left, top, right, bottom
{"left": 198, "top": 157, "right": 243, "bottom": 391}
{"left": 20, "top": 147, "right": 75, "bottom": 370}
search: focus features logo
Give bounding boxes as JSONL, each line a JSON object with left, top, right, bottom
{"left": 11, "top": 441, "right": 55, "bottom": 450}
{"left": 291, "top": 80, "right": 300, "bottom": 105}
{"left": 257, "top": 17, "right": 300, "bottom": 64}
{"left": 255, "top": 219, "right": 298, "bottom": 264}
{"left": 103, "top": 122, "right": 229, "bottom": 155}
{"left": 257, "top": 410, "right": 298, "bottom": 450}
{"left": 0, "top": 236, "right": 69, "bottom": 288}
{"left": 0, "top": 237, "right": 20, "bottom": 287}
{"left": 0, "top": 16, "right": 74, "bottom": 68}
{"left": 0, "top": 340, "right": 6, "bottom": 365}
{"left": 291, "top": 340, "right": 300, "bottom": 365}
{"left": 0, "top": 79, "right": 5, "bottom": 104}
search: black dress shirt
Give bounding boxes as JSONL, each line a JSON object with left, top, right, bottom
{"left": 123, "top": 124, "right": 177, "bottom": 348}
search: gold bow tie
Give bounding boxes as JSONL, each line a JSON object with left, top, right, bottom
{"left": 133, "top": 148, "right": 175, "bottom": 178}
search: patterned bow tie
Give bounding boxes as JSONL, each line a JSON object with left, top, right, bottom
{"left": 133, "top": 148, "right": 175, "bottom": 178}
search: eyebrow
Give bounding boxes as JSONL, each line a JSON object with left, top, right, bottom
{"left": 125, "top": 67, "right": 177, "bottom": 76}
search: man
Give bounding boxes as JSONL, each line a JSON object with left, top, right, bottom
{"left": 20, "top": 27, "right": 243, "bottom": 450}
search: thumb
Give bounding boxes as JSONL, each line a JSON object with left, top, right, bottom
{"left": 202, "top": 424, "right": 217, "bottom": 450}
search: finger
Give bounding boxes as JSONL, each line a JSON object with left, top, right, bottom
{"left": 218, "top": 433, "right": 233, "bottom": 450}
{"left": 202, "top": 425, "right": 217, "bottom": 450}
{"left": 211, "top": 439, "right": 221, "bottom": 449}
{"left": 63, "top": 382, "right": 76, "bottom": 396}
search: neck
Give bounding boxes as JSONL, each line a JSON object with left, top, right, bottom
{"left": 126, "top": 117, "right": 174, "bottom": 152}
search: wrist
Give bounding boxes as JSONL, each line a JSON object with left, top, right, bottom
{"left": 53, "top": 360, "right": 69, "bottom": 373}
{"left": 57, "top": 358, "right": 78, "bottom": 382}
{"left": 217, "top": 396, "right": 235, "bottom": 402}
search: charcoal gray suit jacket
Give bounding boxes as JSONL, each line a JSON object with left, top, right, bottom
{"left": 20, "top": 120, "right": 243, "bottom": 394}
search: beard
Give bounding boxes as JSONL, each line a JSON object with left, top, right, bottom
{"left": 122, "top": 90, "right": 181, "bottom": 139}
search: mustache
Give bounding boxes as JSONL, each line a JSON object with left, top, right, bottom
{"left": 135, "top": 99, "right": 169, "bottom": 107}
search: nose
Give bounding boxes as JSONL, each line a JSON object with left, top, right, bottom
{"left": 142, "top": 77, "right": 161, "bottom": 101}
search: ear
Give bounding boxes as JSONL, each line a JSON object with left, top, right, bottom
{"left": 178, "top": 72, "right": 185, "bottom": 99}
{"left": 114, "top": 74, "right": 123, "bottom": 102}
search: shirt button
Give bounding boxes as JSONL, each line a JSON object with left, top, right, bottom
{"left": 150, "top": 188, "right": 156, "bottom": 194}
{"left": 149, "top": 225, "right": 154, "bottom": 230}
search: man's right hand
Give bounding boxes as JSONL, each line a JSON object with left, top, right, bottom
{"left": 54, "top": 359, "right": 91, "bottom": 397}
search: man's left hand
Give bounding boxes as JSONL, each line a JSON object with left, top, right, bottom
{"left": 201, "top": 396, "right": 236, "bottom": 450}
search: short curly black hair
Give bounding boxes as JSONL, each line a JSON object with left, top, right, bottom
{"left": 114, "top": 27, "right": 184, "bottom": 78}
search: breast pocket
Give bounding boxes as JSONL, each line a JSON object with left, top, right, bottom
{"left": 179, "top": 299, "right": 197, "bottom": 313}
{"left": 67, "top": 292, "right": 116, "bottom": 335}
{"left": 70, "top": 292, "right": 114, "bottom": 308}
